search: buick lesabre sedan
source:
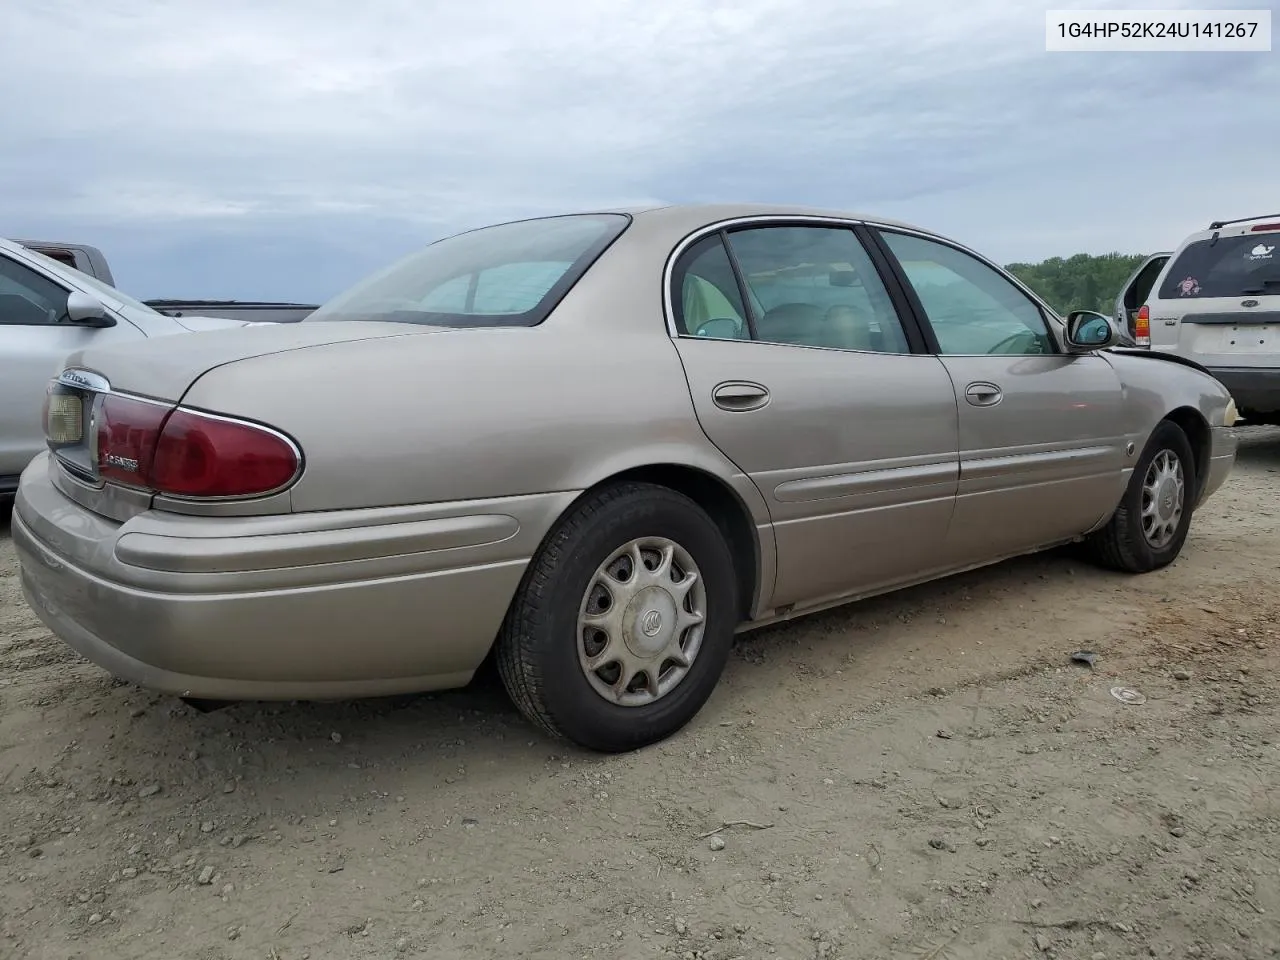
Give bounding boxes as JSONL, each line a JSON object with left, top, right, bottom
{"left": 13, "top": 204, "right": 1239, "bottom": 753}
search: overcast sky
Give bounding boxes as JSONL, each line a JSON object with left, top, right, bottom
{"left": 2, "top": 0, "right": 1276, "bottom": 302}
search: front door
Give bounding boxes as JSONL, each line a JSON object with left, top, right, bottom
{"left": 669, "top": 221, "right": 961, "bottom": 611}
{"left": 872, "top": 228, "right": 1128, "bottom": 567}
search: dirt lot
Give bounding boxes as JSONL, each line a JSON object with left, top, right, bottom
{"left": 2, "top": 429, "right": 1279, "bottom": 960}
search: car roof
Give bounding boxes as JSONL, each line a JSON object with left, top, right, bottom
{"left": 1175, "top": 215, "right": 1280, "bottom": 246}
{"left": 586, "top": 202, "right": 931, "bottom": 235}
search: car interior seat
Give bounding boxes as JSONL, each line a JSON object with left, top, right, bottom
{"left": 756, "top": 302, "right": 826, "bottom": 345}
{"left": 824, "top": 304, "right": 877, "bottom": 351}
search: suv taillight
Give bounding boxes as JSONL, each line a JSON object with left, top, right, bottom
{"left": 1134, "top": 305, "right": 1151, "bottom": 347}
{"left": 96, "top": 394, "right": 300, "bottom": 498}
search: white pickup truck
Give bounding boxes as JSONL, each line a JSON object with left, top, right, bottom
{"left": 0, "top": 238, "right": 284, "bottom": 496}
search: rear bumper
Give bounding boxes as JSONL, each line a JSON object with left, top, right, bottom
{"left": 12, "top": 453, "right": 576, "bottom": 700}
{"left": 1207, "top": 366, "right": 1280, "bottom": 415}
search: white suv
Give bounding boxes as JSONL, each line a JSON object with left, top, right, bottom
{"left": 1119, "top": 214, "right": 1280, "bottom": 425}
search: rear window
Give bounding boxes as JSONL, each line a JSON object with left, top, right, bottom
{"left": 34, "top": 247, "right": 78, "bottom": 269}
{"left": 308, "top": 214, "right": 630, "bottom": 327}
{"left": 1157, "top": 233, "right": 1280, "bottom": 300}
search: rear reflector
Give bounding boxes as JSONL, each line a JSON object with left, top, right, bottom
{"left": 92, "top": 394, "right": 300, "bottom": 499}
{"left": 1250, "top": 223, "right": 1280, "bottom": 232}
{"left": 1134, "top": 305, "right": 1151, "bottom": 347}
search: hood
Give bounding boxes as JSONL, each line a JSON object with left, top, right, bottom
{"left": 1106, "top": 346, "right": 1214, "bottom": 377}
{"left": 171, "top": 314, "right": 255, "bottom": 333}
{"left": 61, "top": 320, "right": 433, "bottom": 401}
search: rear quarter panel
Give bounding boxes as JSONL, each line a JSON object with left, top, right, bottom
{"left": 180, "top": 324, "right": 749, "bottom": 513}
{"left": 176, "top": 226, "right": 763, "bottom": 521}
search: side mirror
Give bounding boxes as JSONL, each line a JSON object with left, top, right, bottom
{"left": 1064, "top": 310, "right": 1118, "bottom": 351}
{"left": 65, "top": 291, "right": 115, "bottom": 328}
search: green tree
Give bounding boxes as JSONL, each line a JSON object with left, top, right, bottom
{"left": 1004, "top": 252, "right": 1149, "bottom": 316}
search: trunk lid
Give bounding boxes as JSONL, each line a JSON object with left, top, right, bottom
{"left": 62, "top": 320, "right": 425, "bottom": 400}
{"left": 43, "top": 321, "right": 434, "bottom": 522}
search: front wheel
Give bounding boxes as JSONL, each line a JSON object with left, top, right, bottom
{"left": 1085, "top": 420, "right": 1197, "bottom": 573}
{"left": 495, "top": 482, "right": 739, "bottom": 753}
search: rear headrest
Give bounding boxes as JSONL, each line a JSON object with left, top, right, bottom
{"left": 757, "top": 302, "right": 824, "bottom": 343}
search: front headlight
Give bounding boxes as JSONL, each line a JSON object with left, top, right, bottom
{"left": 1224, "top": 398, "right": 1241, "bottom": 427}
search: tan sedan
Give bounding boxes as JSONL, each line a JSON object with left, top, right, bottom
{"left": 12, "top": 204, "right": 1240, "bottom": 752}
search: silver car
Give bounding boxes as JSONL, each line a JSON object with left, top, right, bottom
{"left": 11, "top": 204, "right": 1240, "bottom": 753}
{"left": 0, "top": 237, "right": 249, "bottom": 496}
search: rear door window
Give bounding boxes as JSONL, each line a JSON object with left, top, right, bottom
{"left": 1158, "top": 234, "right": 1280, "bottom": 299}
{"left": 723, "top": 225, "right": 912, "bottom": 353}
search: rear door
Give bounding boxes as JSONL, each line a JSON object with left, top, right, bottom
{"left": 869, "top": 227, "right": 1128, "bottom": 567}
{"left": 1149, "top": 229, "right": 1280, "bottom": 368}
{"left": 0, "top": 251, "right": 144, "bottom": 483}
{"left": 669, "top": 220, "right": 961, "bottom": 611}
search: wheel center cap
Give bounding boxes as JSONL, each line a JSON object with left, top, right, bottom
{"left": 1157, "top": 478, "right": 1178, "bottom": 520}
{"left": 624, "top": 586, "right": 678, "bottom": 658}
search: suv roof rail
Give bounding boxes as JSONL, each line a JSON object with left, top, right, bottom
{"left": 1208, "top": 213, "right": 1280, "bottom": 229}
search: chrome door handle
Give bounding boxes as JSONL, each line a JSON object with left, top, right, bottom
{"left": 964, "top": 381, "right": 1003, "bottom": 407}
{"left": 712, "top": 381, "right": 770, "bottom": 411}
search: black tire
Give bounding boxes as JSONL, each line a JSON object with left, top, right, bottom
{"left": 495, "top": 481, "right": 739, "bottom": 753}
{"left": 1085, "top": 420, "right": 1197, "bottom": 573}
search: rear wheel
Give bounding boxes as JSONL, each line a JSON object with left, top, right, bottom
{"left": 1085, "top": 420, "right": 1197, "bottom": 573}
{"left": 495, "top": 482, "right": 738, "bottom": 752}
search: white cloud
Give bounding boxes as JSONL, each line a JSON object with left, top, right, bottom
{"left": 2, "top": 0, "right": 1276, "bottom": 298}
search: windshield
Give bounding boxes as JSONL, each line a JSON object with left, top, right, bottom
{"left": 308, "top": 213, "right": 630, "bottom": 327}
{"left": 1158, "top": 233, "right": 1280, "bottom": 300}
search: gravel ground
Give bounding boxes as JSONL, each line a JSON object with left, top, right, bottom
{"left": 2, "top": 428, "right": 1279, "bottom": 960}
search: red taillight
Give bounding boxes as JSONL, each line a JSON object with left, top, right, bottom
{"left": 1134, "top": 304, "right": 1151, "bottom": 347}
{"left": 95, "top": 394, "right": 299, "bottom": 498}
{"left": 151, "top": 410, "right": 299, "bottom": 498}
{"left": 1250, "top": 223, "right": 1280, "bottom": 232}
{"left": 97, "top": 394, "right": 170, "bottom": 486}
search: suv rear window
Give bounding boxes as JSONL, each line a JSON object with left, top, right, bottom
{"left": 1158, "top": 233, "right": 1280, "bottom": 300}
{"left": 308, "top": 214, "right": 629, "bottom": 327}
